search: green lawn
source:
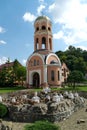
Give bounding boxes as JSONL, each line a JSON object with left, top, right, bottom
{"left": 0, "top": 85, "right": 87, "bottom": 94}
{"left": 0, "top": 86, "right": 26, "bottom": 93}
{"left": 52, "top": 86, "right": 87, "bottom": 92}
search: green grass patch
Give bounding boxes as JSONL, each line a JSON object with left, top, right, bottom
{"left": 51, "top": 86, "right": 87, "bottom": 92}
{"left": 0, "top": 85, "right": 87, "bottom": 94}
{"left": 24, "top": 121, "right": 60, "bottom": 130}
{"left": 0, "top": 86, "right": 26, "bottom": 93}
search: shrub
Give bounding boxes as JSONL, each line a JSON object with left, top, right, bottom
{"left": 24, "top": 121, "right": 60, "bottom": 130}
{"left": 0, "top": 103, "right": 8, "bottom": 118}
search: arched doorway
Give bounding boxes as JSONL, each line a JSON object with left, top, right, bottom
{"left": 33, "top": 72, "right": 40, "bottom": 88}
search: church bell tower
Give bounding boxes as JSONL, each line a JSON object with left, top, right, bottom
{"left": 34, "top": 16, "right": 53, "bottom": 52}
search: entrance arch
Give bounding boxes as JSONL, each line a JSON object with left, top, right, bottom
{"left": 33, "top": 72, "right": 40, "bottom": 88}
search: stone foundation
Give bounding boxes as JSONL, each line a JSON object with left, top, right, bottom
{"left": 8, "top": 98, "right": 84, "bottom": 123}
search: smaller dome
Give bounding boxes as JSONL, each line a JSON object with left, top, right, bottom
{"left": 35, "top": 15, "right": 51, "bottom": 23}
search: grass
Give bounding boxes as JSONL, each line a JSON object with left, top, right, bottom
{"left": 0, "top": 85, "right": 87, "bottom": 94}
{"left": 0, "top": 86, "right": 26, "bottom": 93}
{"left": 52, "top": 86, "right": 87, "bottom": 92}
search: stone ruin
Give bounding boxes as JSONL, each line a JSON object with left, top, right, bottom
{"left": 0, "top": 89, "right": 85, "bottom": 123}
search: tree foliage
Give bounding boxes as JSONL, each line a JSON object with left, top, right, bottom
{"left": 56, "top": 45, "right": 87, "bottom": 75}
{"left": 0, "top": 59, "right": 26, "bottom": 87}
{"left": 67, "top": 70, "right": 84, "bottom": 88}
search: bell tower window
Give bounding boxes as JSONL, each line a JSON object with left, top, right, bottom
{"left": 48, "top": 27, "right": 51, "bottom": 31}
{"left": 49, "top": 38, "right": 52, "bottom": 50}
{"left": 42, "top": 37, "right": 46, "bottom": 49}
{"left": 36, "top": 27, "right": 39, "bottom": 31}
{"left": 42, "top": 26, "right": 46, "bottom": 30}
{"left": 36, "top": 38, "right": 39, "bottom": 50}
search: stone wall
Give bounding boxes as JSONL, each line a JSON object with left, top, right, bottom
{"left": 8, "top": 97, "right": 84, "bottom": 123}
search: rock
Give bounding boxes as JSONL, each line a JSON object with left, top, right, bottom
{"left": 77, "top": 119, "right": 85, "bottom": 124}
{"left": 30, "top": 103, "right": 47, "bottom": 115}
{"left": 85, "top": 108, "right": 87, "bottom": 112}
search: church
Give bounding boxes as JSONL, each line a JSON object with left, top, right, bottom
{"left": 26, "top": 16, "right": 69, "bottom": 88}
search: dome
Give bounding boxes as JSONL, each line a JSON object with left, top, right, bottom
{"left": 35, "top": 15, "right": 51, "bottom": 23}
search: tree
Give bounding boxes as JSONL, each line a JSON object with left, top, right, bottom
{"left": 16, "top": 66, "right": 26, "bottom": 86}
{"left": 0, "top": 59, "right": 26, "bottom": 87}
{"left": 55, "top": 45, "right": 87, "bottom": 76}
{"left": 67, "top": 70, "right": 84, "bottom": 89}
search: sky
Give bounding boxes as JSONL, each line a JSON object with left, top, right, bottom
{"left": 0, "top": 0, "right": 87, "bottom": 66}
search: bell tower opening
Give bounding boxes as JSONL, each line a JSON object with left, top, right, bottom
{"left": 36, "top": 38, "right": 39, "bottom": 50}
{"left": 42, "top": 37, "right": 46, "bottom": 49}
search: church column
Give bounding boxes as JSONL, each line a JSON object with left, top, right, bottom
{"left": 44, "top": 65, "right": 47, "bottom": 83}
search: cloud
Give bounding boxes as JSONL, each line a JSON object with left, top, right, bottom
{"left": 0, "top": 26, "right": 6, "bottom": 33}
{"left": 23, "top": 12, "right": 36, "bottom": 22}
{"left": 77, "top": 45, "right": 87, "bottom": 51}
{"left": 22, "top": 59, "right": 27, "bottom": 66}
{"left": 37, "top": 4, "right": 46, "bottom": 15}
{"left": 49, "top": 0, "right": 87, "bottom": 45}
{"left": 53, "top": 31, "right": 64, "bottom": 39}
{"left": 0, "top": 57, "right": 8, "bottom": 65}
{"left": 0, "top": 40, "right": 6, "bottom": 45}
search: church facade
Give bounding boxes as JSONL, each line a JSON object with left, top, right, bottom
{"left": 26, "top": 16, "right": 69, "bottom": 88}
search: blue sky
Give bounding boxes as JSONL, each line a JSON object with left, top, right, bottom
{"left": 0, "top": 0, "right": 87, "bottom": 66}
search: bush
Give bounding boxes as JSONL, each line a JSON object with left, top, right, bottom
{"left": 24, "top": 121, "right": 60, "bottom": 130}
{"left": 0, "top": 103, "right": 8, "bottom": 118}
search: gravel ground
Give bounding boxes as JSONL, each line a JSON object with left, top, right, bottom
{"left": 58, "top": 99, "right": 87, "bottom": 130}
{"left": 1, "top": 99, "right": 87, "bottom": 130}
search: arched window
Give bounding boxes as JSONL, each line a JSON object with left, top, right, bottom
{"left": 42, "top": 37, "right": 46, "bottom": 49}
{"left": 34, "top": 59, "right": 36, "bottom": 66}
{"left": 48, "top": 27, "right": 51, "bottom": 31}
{"left": 37, "top": 60, "right": 39, "bottom": 65}
{"left": 42, "top": 26, "right": 46, "bottom": 30}
{"left": 49, "top": 38, "right": 52, "bottom": 50}
{"left": 58, "top": 71, "right": 60, "bottom": 81}
{"left": 51, "top": 70, "right": 54, "bottom": 81}
{"left": 36, "top": 38, "right": 39, "bottom": 50}
{"left": 36, "top": 27, "right": 39, "bottom": 31}
{"left": 50, "top": 60, "right": 56, "bottom": 64}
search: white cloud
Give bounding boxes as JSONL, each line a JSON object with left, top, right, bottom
{"left": 0, "top": 26, "right": 6, "bottom": 33}
{"left": 77, "top": 45, "right": 87, "bottom": 51}
{"left": 0, "top": 57, "right": 8, "bottom": 65}
{"left": 48, "top": 3, "right": 56, "bottom": 13}
{"left": 0, "top": 40, "right": 6, "bottom": 45}
{"left": 53, "top": 31, "right": 64, "bottom": 39}
{"left": 22, "top": 59, "right": 27, "bottom": 66}
{"left": 49, "top": 0, "right": 87, "bottom": 45}
{"left": 37, "top": 4, "right": 46, "bottom": 15}
{"left": 23, "top": 12, "right": 36, "bottom": 22}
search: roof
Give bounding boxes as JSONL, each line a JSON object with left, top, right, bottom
{"left": 0, "top": 60, "right": 22, "bottom": 70}
{"left": 35, "top": 15, "right": 51, "bottom": 23}
{"left": 0, "top": 62, "right": 14, "bottom": 70}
